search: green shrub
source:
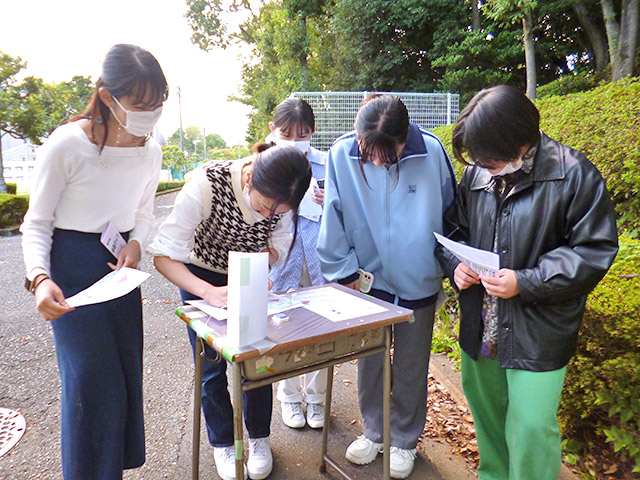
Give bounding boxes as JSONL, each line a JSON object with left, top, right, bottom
{"left": 0, "top": 193, "right": 28, "bottom": 228}
{"left": 536, "top": 72, "right": 601, "bottom": 99}
{"left": 432, "top": 124, "right": 462, "bottom": 176}
{"left": 536, "top": 78, "right": 640, "bottom": 235}
{"left": 156, "top": 181, "right": 185, "bottom": 193}
{"left": 432, "top": 278, "right": 462, "bottom": 367}
{"left": 558, "top": 234, "right": 640, "bottom": 472}
{"left": 6, "top": 183, "right": 17, "bottom": 195}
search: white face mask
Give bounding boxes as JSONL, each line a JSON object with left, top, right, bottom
{"left": 493, "top": 157, "right": 523, "bottom": 177}
{"left": 243, "top": 190, "right": 266, "bottom": 221}
{"left": 274, "top": 137, "right": 311, "bottom": 155}
{"left": 110, "top": 96, "right": 163, "bottom": 137}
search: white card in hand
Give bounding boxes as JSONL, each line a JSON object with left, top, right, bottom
{"left": 101, "top": 222, "right": 127, "bottom": 259}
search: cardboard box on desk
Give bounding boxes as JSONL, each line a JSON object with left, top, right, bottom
{"left": 226, "top": 251, "right": 269, "bottom": 347}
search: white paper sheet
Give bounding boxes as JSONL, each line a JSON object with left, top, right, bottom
{"left": 65, "top": 267, "right": 150, "bottom": 307}
{"left": 434, "top": 232, "right": 500, "bottom": 277}
{"left": 186, "top": 300, "right": 228, "bottom": 320}
{"left": 297, "top": 178, "right": 322, "bottom": 221}
{"left": 272, "top": 286, "right": 387, "bottom": 322}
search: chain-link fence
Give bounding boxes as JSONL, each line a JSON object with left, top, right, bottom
{"left": 291, "top": 91, "right": 459, "bottom": 151}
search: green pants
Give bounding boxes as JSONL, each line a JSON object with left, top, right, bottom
{"left": 461, "top": 351, "right": 567, "bottom": 480}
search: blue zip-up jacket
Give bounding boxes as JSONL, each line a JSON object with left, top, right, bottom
{"left": 317, "top": 123, "right": 456, "bottom": 304}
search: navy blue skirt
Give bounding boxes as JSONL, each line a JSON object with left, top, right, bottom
{"left": 50, "top": 229, "right": 145, "bottom": 479}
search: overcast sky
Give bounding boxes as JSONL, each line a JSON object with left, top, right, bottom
{"left": 1, "top": 0, "right": 252, "bottom": 146}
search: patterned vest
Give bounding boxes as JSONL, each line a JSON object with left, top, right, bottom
{"left": 191, "top": 161, "right": 283, "bottom": 273}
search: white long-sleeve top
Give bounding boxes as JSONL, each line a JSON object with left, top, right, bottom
{"left": 148, "top": 158, "right": 293, "bottom": 273}
{"left": 20, "top": 122, "right": 162, "bottom": 276}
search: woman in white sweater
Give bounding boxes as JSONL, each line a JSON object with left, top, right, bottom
{"left": 20, "top": 44, "right": 167, "bottom": 480}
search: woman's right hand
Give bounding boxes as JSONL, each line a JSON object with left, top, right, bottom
{"left": 453, "top": 263, "right": 480, "bottom": 290}
{"left": 203, "top": 285, "right": 228, "bottom": 308}
{"left": 343, "top": 279, "right": 360, "bottom": 291}
{"left": 35, "top": 279, "right": 75, "bottom": 321}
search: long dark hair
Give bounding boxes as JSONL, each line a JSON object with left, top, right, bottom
{"left": 73, "top": 44, "right": 168, "bottom": 152}
{"left": 272, "top": 97, "right": 316, "bottom": 132}
{"left": 355, "top": 95, "right": 409, "bottom": 168}
{"left": 354, "top": 95, "right": 409, "bottom": 186}
{"left": 249, "top": 144, "right": 312, "bottom": 259}
{"left": 452, "top": 85, "right": 540, "bottom": 168}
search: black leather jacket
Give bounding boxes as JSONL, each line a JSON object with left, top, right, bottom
{"left": 436, "top": 133, "right": 618, "bottom": 371}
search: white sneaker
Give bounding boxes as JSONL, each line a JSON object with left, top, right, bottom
{"left": 345, "top": 435, "right": 383, "bottom": 465}
{"left": 214, "top": 445, "right": 247, "bottom": 480}
{"left": 281, "top": 401, "right": 305, "bottom": 428}
{"left": 306, "top": 403, "right": 325, "bottom": 429}
{"left": 390, "top": 446, "right": 417, "bottom": 479}
{"left": 247, "top": 437, "right": 273, "bottom": 479}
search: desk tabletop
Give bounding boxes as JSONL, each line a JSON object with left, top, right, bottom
{"left": 176, "top": 283, "right": 413, "bottom": 362}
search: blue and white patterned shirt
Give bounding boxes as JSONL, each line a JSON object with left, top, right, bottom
{"left": 271, "top": 147, "right": 327, "bottom": 292}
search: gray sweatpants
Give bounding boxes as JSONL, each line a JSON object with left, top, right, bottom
{"left": 357, "top": 303, "right": 436, "bottom": 450}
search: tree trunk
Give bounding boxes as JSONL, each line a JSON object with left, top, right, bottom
{"left": 573, "top": 2, "right": 609, "bottom": 73}
{"left": 601, "top": 0, "right": 622, "bottom": 78}
{"left": 471, "top": 0, "right": 480, "bottom": 31}
{"left": 523, "top": 9, "right": 537, "bottom": 100}
{"left": 299, "top": 16, "right": 310, "bottom": 90}
{"left": 0, "top": 134, "right": 7, "bottom": 194}
{"left": 299, "top": 53, "right": 310, "bottom": 90}
{"left": 601, "top": 0, "right": 639, "bottom": 80}
{"left": 618, "top": 0, "right": 639, "bottom": 78}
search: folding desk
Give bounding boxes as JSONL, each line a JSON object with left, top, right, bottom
{"left": 176, "top": 283, "right": 413, "bottom": 480}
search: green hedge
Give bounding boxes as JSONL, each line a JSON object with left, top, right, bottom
{"left": 0, "top": 194, "right": 28, "bottom": 228}
{"left": 156, "top": 181, "right": 185, "bottom": 193}
{"left": 536, "top": 78, "right": 640, "bottom": 235}
{"left": 559, "top": 234, "right": 640, "bottom": 472}
{"left": 536, "top": 71, "right": 601, "bottom": 99}
{"left": 433, "top": 78, "right": 640, "bottom": 235}
{"left": 6, "top": 183, "right": 17, "bottom": 195}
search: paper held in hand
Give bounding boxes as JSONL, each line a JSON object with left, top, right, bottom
{"left": 65, "top": 267, "right": 150, "bottom": 307}
{"left": 434, "top": 232, "right": 500, "bottom": 277}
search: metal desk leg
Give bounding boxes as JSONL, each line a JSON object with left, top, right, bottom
{"left": 192, "top": 337, "right": 204, "bottom": 480}
{"left": 382, "top": 326, "right": 392, "bottom": 480}
{"left": 232, "top": 362, "right": 245, "bottom": 480}
{"left": 319, "top": 366, "right": 334, "bottom": 473}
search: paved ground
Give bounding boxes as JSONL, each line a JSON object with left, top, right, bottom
{"left": 0, "top": 191, "right": 476, "bottom": 480}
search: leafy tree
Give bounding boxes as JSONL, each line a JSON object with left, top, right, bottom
{"left": 1, "top": 53, "right": 34, "bottom": 193}
{"left": 485, "top": 0, "right": 539, "bottom": 99}
{"left": 433, "top": 28, "right": 525, "bottom": 105}
{"left": 186, "top": 0, "right": 331, "bottom": 144}
{"left": 161, "top": 144, "right": 190, "bottom": 171}
{"left": 210, "top": 145, "right": 251, "bottom": 160}
{"left": 206, "top": 132, "right": 226, "bottom": 149}
{"left": 185, "top": 0, "right": 637, "bottom": 138}
{"left": 168, "top": 126, "right": 229, "bottom": 160}
{"left": 0, "top": 51, "right": 93, "bottom": 193}
{"left": 328, "top": 0, "right": 469, "bottom": 92}
{"left": 186, "top": 0, "right": 256, "bottom": 49}
{"left": 169, "top": 125, "right": 203, "bottom": 155}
